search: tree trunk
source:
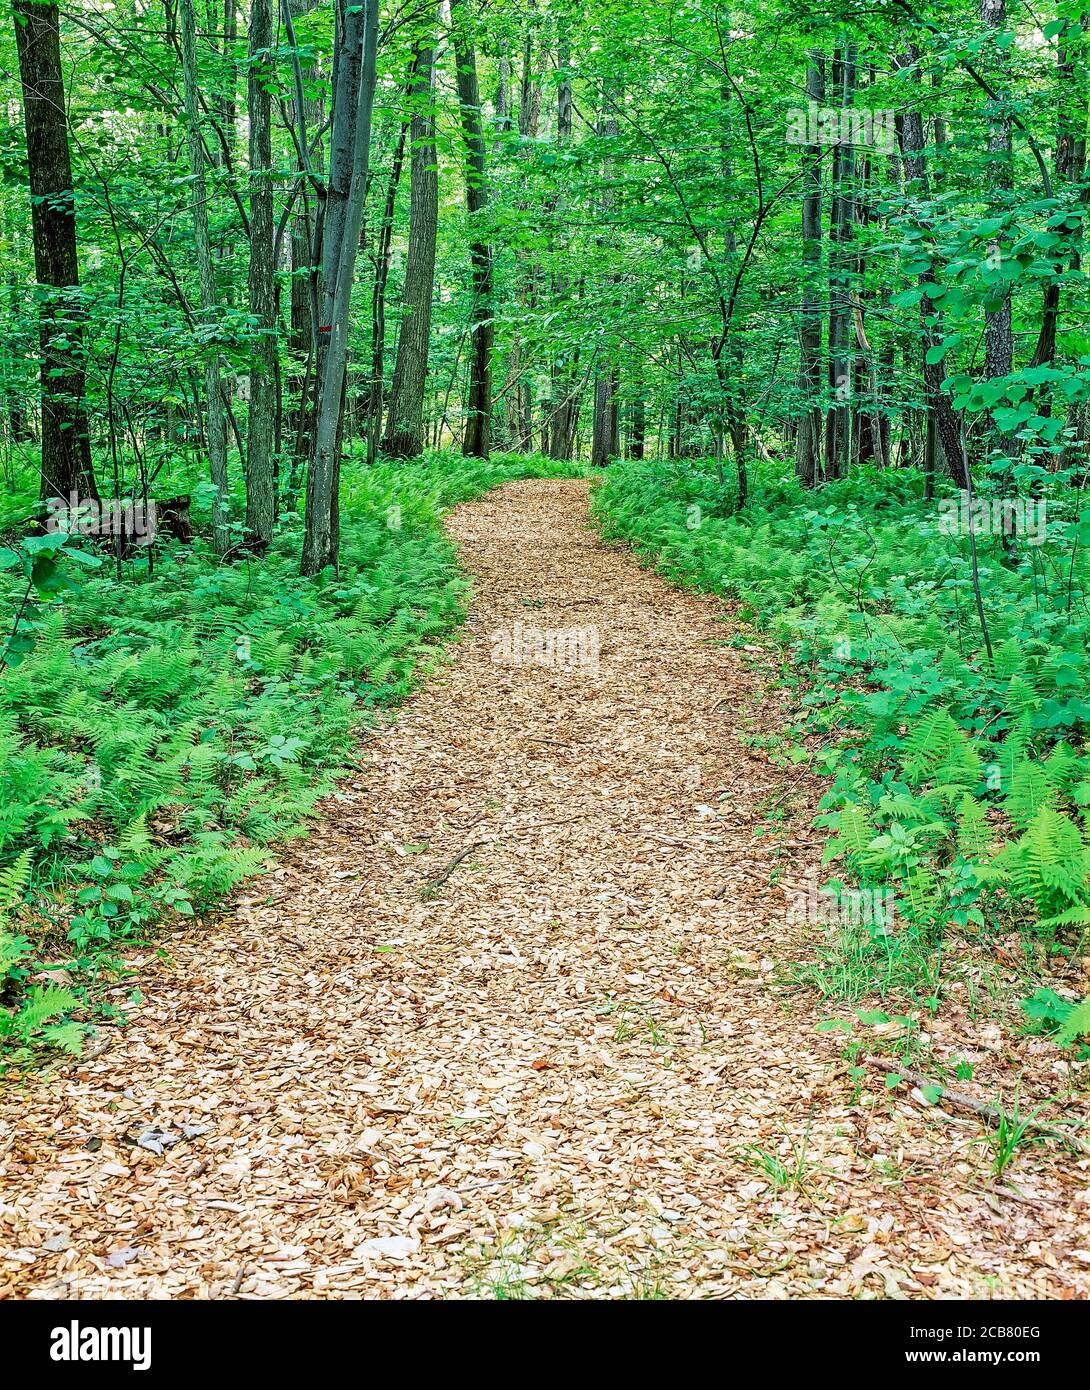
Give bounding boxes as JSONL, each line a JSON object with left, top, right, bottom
{"left": 217, "top": 0, "right": 238, "bottom": 172}
{"left": 301, "top": 0, "right": 378, "bottom": 575}
{"left": 548, "top": 29, "right": 578, "bottom": 461}
{"left": 895, "top": 49, "right": 970, "bottom": 490}
{"left": 284, "top": 0, "right": 324, "bottom": 475}
{"left": 451, "top": 0, "right": 493, "bottom": 459}
{"left": 383, "top": 38, "right": 438, "bottom": 460}
{"left": 591, "top": 96, "right": 619, "bottom": 468}
{"left": 629, "top": 386, "right": 646, "bottom": 461}
{"left": 179, "top": 0, "right": 229, "bottom": 553}
{"left": 13, "top": 0, "right": 97, "bottom": 504}
{"left": 1032, "top": 16, "right": 1089, "bottom": 375}
{"left": 795, "top": 51, "right": 824, "bottom": 487}
{"left": 591, "top": 369, "right": 617, "bottom": 468}
{"left": 824, "top": 46, "right": 855, "bottom": 482}
{"left": 245, "top": 0, "right": 276, "bottom": 548}
{"left": 502, "top": 13, "right": 543, "bottom": 452}
{"left": 981, "top": 0, "right": 1013, "bottom": 387}
{"left": 367, "top": 116, "right": 409, "bottom": 463}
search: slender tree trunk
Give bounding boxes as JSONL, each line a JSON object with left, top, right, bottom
{"left": 245, "top": 0, "right": 276, "bottom": 548}
{"left": 495, "top": 41, "right": 511, "bottom": 137}
{"left": 824, "top": 46, "right": 855, "bottom": 482}
{"left": 367, "top": 117, "right": 408, "bottom": 463}
{"left": 1059, "top": 18, "right": 1090, "bottom": 463}
{"left": 1032, "top": 16, "right": 1089, "bottom": 376}
{"left": 217, "top": 0, "right": 238, "bottom": 170}
{"left": 982, "top": 0, "right": 1013, "bottom": 387}
{"left": 895, "top": 48, "right": 970, "bottom": 490}
{"left": 284, "top": 0, "right": 323, "bottom": 475}
{"left": 629, "top": 379, "right": 646, "bottom": 460}
{"left": 502, "top": 12, "right": 543, "bottom": 452}
{"left": 591, "top": 96, "right": 619, "bottom": 468}
{"left": 13, "top": 0, "right": 97, "bottom": 504}
{"left": 795, "top": 51, "right": 824, "bottom": 487}
{"left": 548, "top": 29, "right": 578, "bottom": 460}
{"left": 179, "top": 0, "right": 229, "bottom": 553}
{"left": 301, "top": 0, "right": 378, "bottom": 575}
{"left": 451, "top": 0, "right": 493, "bottom": 459}
{"left": 383, "top": 39, "right": 439, "bottom": 459}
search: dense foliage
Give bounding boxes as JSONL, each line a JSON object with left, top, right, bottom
{"left": 0, "top": 451, "right": 582, "bottom": 1063}
{"left": 594, "top": 459, "right": 1090, "bottom": 1044}
{"left": 2, "top": 0, "right": 1090, "bottom": 1066}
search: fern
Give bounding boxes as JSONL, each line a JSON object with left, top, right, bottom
{"left": 9, "top": 984, "right": 79, "bottom": 1036}
{"left": 1004, "top": 759, "right": 1053, "bottom": 830}
{"left": 0, "top": 850, "right": 31, "bottom": 914}
{"left": 1056, "top": 998, "right": 1090, "bottom": 1047}
{"left": 997, "top": 807, "right": 1090, "bottom": 918}
{"left": 956, "top": 793, "right": 993, "bottom": 858}
{"left": 902, "top": 709, "right": 977, "bottom": 786}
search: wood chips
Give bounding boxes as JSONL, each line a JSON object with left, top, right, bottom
{"left": 1, "top": 479, "right": 1088, "bottom": 1299}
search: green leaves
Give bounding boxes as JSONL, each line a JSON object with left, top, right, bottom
{"left": 1055, "top": 999, "right": 1090, "bottom": 1047}
{"left": 925, "top": 334, "right": 960, "bottom": 366}
{"left": 1, "top": 535, "right": 102, "bottom": 669}
{"left": 0, "top": 849, "right": 82, "bottom": 1061}
{"left": 595, "top": 452, "right": 1090, "bottom": 1035}
{"left": 0, "top": 453, "right": 583, "bottom": 1068}
{"left": 1021, "top": 988, "right": 1090, "bottom": 1048}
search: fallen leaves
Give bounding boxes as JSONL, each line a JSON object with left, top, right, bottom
{"left": 0, "top": 481, "right": 1087, "bottom": 1301}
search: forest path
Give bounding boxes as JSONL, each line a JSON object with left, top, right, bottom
{"left": 2, "top": 479, "right": 1085, "bottom": 1299}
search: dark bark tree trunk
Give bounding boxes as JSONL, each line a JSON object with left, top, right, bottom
{"left": 849, "top": 63, "right": 884, "bottom": 469}
{"left": 591, "top": 369, "right": 618, "bottom": 468}
{"left": 629, "top": 382, "right": 646, "bottom": 461}
{"left": 245, "top": 0, "right": 276, "bottom": 548}
{"left": 13, "top": 0, "right": 97, "bottom": 504}
{"left": 501, "top": 8, "right": 543, "bottom": 450}
{"left": 284, "top": 0, "right": 323, "bottom": 476}
{"left": 451, "top": 0, "right": 493, "bottom": 458}
{"left": 217, "top": 0, "right": 238, "bottom": 171}
{"left": 383, "top": 38, "right": 438, "bottom": 460}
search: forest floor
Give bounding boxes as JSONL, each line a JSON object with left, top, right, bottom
{"left": 2, "top": 478, "right": 1089, "bottom": 1299}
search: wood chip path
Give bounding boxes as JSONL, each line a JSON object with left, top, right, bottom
{"left": 2, "top": 479, "right": 1088, "bottom": 1299}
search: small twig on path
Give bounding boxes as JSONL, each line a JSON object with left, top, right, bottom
{"left": 763, "top": 763, "right": 816, "bottom": 814}
{"left": 864, "top": 1058, "right": 1079, "bottom": 1147}
{"left": 420, "top": 841, "right": 492, "bottom": 901}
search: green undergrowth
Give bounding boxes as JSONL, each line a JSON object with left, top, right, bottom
{"left": 592, "top": 457, "right": 1090, "bottom": 1057}
{"left": 0, "top": 450, "right": 585, "bottom": 1067}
